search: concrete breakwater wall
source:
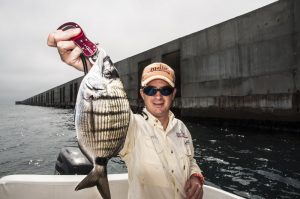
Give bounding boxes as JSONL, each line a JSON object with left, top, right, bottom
{"left": 17, "top": 77, "right": 83, "bottom": 108}
{"left": 17, "top": 0, "right": 300, "bottom": 129}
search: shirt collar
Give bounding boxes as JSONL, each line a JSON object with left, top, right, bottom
{"left": 142, "top": 108, "right": 175, "bottom": 131}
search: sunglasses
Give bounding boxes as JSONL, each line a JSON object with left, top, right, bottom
{"left": 142, "top": 86, "right": 174, "bottom": 96}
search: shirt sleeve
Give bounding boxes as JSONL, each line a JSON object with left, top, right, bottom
{"left": 119, "top": 111, "right": 137, "bottom": 161}
{"left": 190, "top": 156, "right": 202, "bottom": 175}
{"left": 182, "top": 123, "right": 202, "bottom": 175}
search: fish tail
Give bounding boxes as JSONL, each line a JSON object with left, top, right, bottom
{"left": 75, "top": 165, "right": 111, "bottom": 199}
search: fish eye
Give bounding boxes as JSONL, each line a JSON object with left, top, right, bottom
{"left": 102, "top": 68, "right": 119, "bottom": 79}
{"left": 103, "top": 69, "right": 112, "bottom": 78}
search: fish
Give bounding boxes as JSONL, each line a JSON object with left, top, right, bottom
{"left": 74, "top": 47, "right": 130, "bottom": 199}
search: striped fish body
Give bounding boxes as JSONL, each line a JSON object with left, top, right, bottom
{"left": 74, "top": 48, "right": 130, "bottom": 199}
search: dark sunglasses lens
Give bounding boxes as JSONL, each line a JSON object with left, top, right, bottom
{"left": 143, "top": 86, "right": 157, "bottom": 96}
{"left": 160, "top": 87, "right": 174, "bottom": 96}
{"left": 143, "top": 86, "right": 174, "bottom": 96}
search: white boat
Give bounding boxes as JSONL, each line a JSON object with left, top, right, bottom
{"left": 0, "top": 173, "right": 244, "bottom": 199}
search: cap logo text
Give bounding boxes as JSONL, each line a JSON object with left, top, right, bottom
{"left": 150, "top": 64, "right": 171, "bottom": 75}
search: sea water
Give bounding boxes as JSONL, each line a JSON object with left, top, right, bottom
{"left": 0, "top": 104, "right": 299, "bottom": 198}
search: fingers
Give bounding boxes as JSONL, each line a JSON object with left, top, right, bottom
{"left": 52, "top": 33, "right": 84, "bottom": 69}
{"left": 68, "top": 46, "right": 85, "bottom": 71}
{"left": 57, "top": 45, "right": 83, "bottom": 70}
{"left": 186, "top": 183, "right": 198, "bottom": 199}
{"left": 185, "top": 178, "right": 203, "bottom": 199}
{"left": 69, "top": 46, "right": 83, "bottom": 61}
{"left": 58, "top": 44, "right": 80, "bottom": 63}
{"left": 184, "top": 179, "right": 191, "bottom": 192}
{"left": 56, "top": 40, "right": 77, "bottom": 62}
{"left": 47, "top": 28, "right": 81, "bottom": 47}
{"left": 56, "top": 40, "right": 76, "bottom": 52}
{"left": 198, "top": 186, "right": 204, "bottom": 199}
{"left": 190, "top": 185, "right": 203, "bottom": 199}
{"left": 55, "top": 39, "right": 82, "bottom": 67}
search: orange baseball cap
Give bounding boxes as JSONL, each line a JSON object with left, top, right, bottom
{"left": 141, "top": 63, "right": 175, "bottom": 87}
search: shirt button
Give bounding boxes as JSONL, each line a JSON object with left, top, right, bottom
{"left": 171, "top": 150, "right": 173, "bottom": 154}
{"left": 171, "top": 170, "right": 174, "bottom": 173}
{"left": 177, "top": 188, "right": 179, "bottom": 192}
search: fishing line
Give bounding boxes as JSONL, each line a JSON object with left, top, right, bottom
{"left": 80, "top": 53, "right": 89, "bottom": 75}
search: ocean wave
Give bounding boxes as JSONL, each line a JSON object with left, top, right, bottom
{"left": 255, "top": 169, "right": 300, "bottom": 189}
{"left": 0, "top": 142, "right": 25, "bottom": 152}
{"left": 204, "top": 156, "right": 230, "bottom": 165}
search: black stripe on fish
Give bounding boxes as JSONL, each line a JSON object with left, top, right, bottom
{"left": 97, "top": 146, "right": 124, "bottom": 152}
{"left": 91, "top": 125, "right": 128, "bottom": 133}
{"left": 83, "top": 95, "right": 127, "bottom": 102}
{"left": 83, "top": 110, "right": 129, "bottom": 116}
{"left": 89, "top": 100, "right": 96, "bottom": 137}
{"left": 94, "top": 96, "right": 127, "bottom": 100}
{"left": 94, "top": 137, "right": 126, "bottom": 143}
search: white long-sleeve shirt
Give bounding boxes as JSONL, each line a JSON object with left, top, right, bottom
{"left": 119, "top": 108, "right": 201, "bottom": 199}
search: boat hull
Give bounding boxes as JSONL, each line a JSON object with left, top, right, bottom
{"left": 0, "top": 174, "right": 244, "bottom": 199}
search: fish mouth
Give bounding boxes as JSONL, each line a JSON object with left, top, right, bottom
{"left": 83, "top": 81, "right": 107, "bottom": 101}
{"left": 85, "top": 77, "right": 107, "bottom": 91}
{"left": 86, "top": 81, "right": 105, "bottom": 91}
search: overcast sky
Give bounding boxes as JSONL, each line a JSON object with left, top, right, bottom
{"left": 0, "top": 0, "right": 277, "bottom": 104}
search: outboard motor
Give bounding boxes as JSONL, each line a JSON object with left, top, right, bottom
{"left": 54, "top": 147, "right": 93, "bottom": 175}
